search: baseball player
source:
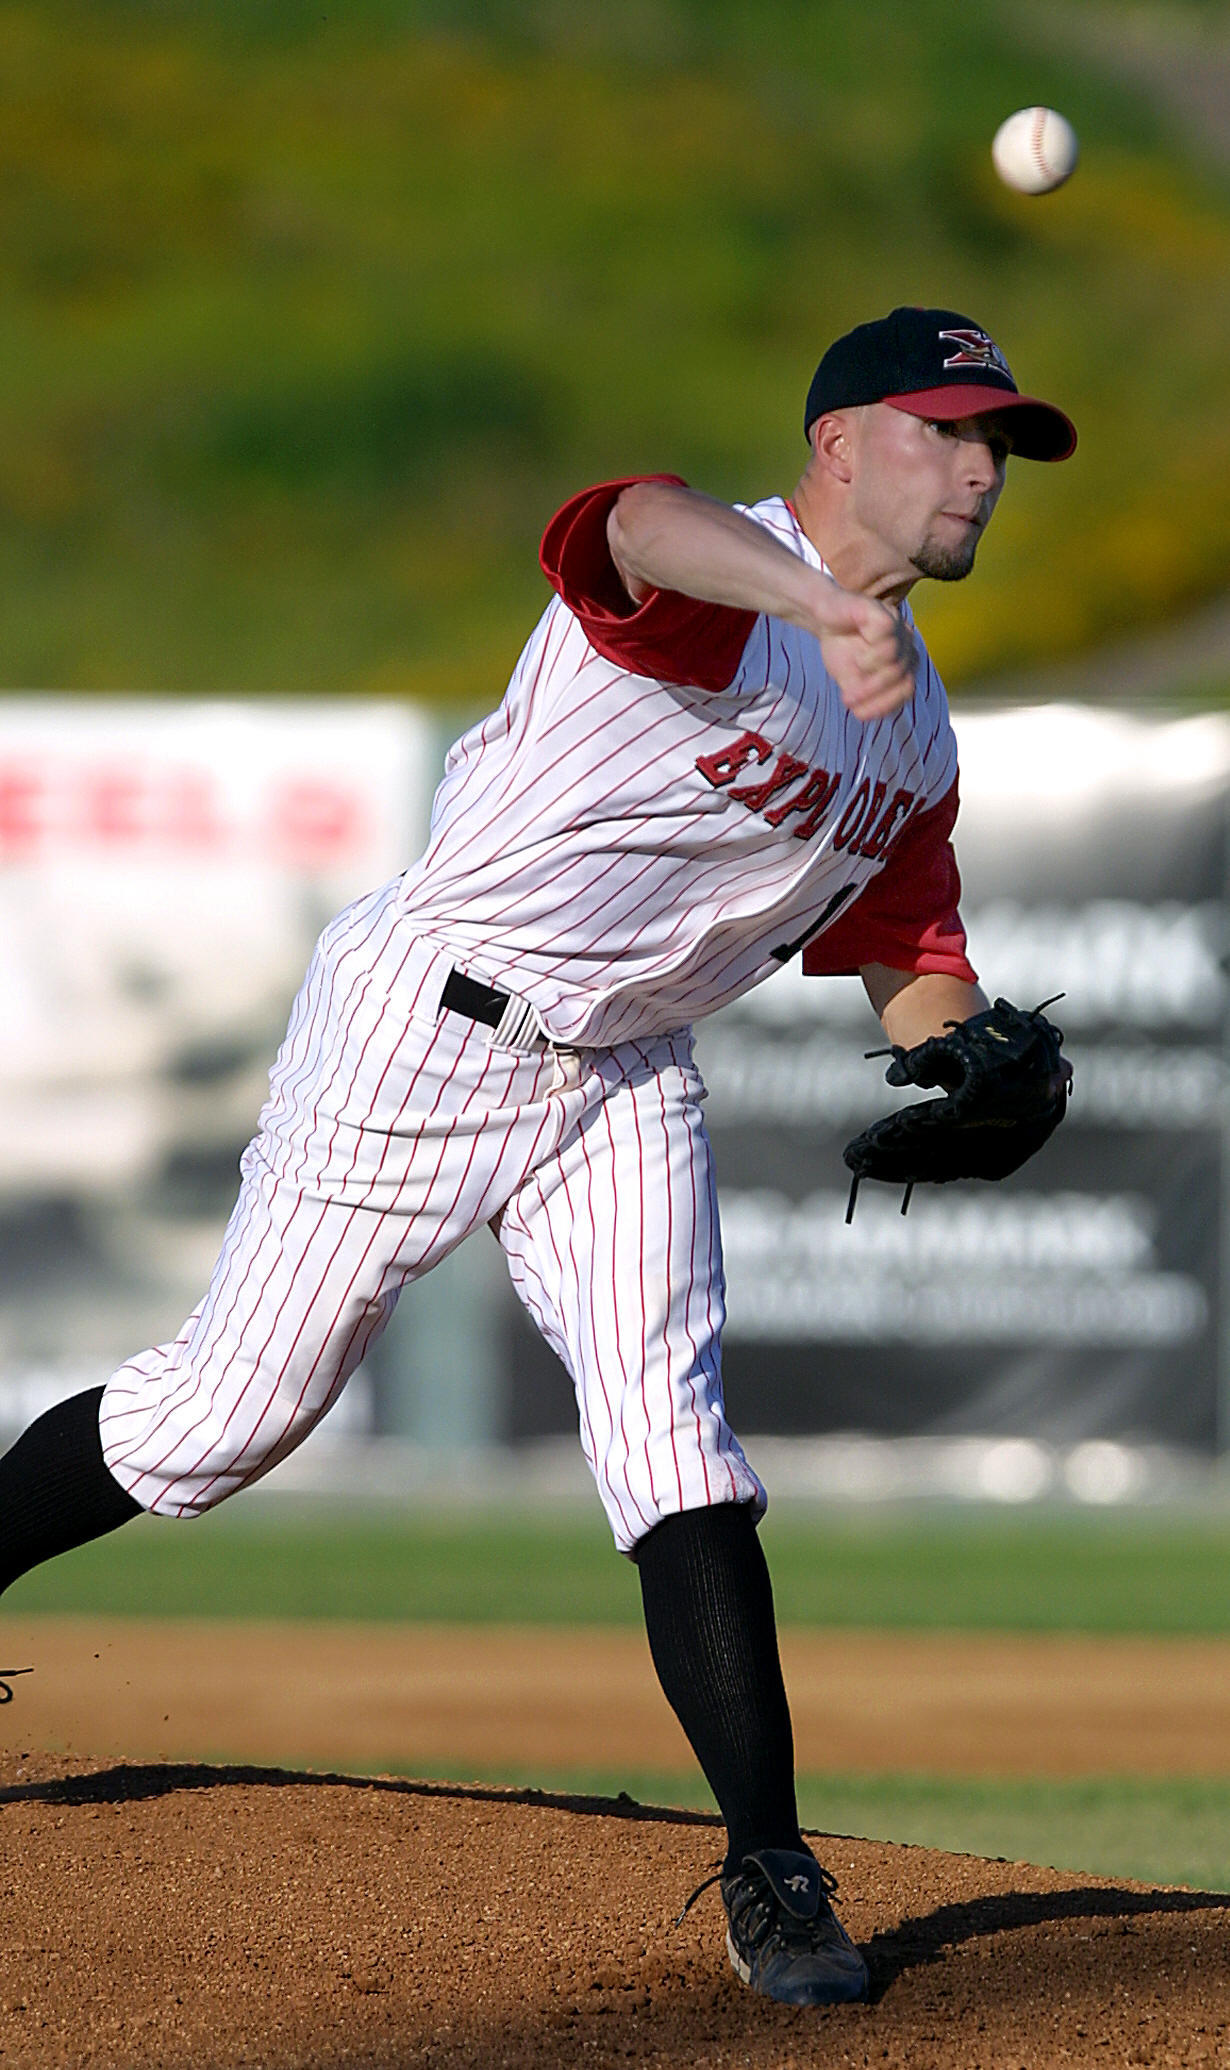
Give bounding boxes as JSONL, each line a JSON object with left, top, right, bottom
{"left": 0, "top": 307, "right": 1074, "bottom": 2007}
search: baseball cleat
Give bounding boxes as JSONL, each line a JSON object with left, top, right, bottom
{"left": 720, "top": 1848, "right": 869, "bottom": 2006}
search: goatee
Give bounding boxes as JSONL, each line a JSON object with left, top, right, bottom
{"left": 911, "top": 533, "right": 980, "bottom": 583}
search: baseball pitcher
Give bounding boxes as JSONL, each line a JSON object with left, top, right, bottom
{"left": 0, "top": 307, "right": 1075, "bottom": 2007}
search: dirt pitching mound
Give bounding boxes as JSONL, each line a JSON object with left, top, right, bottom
{"left": 0, "top": 1754, "right": 1226, "bottom": 2070}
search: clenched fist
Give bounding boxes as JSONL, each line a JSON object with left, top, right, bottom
{"left": 810, "top": 580, "right": 918, "bottom": 722}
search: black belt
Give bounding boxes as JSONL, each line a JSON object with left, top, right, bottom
{"left": 439, "top": 966, "right": 510, "bottom": 1030}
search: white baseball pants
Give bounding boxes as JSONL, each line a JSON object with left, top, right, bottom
{"left": 98, "top": 880, "right": 764, "bottom": 1551}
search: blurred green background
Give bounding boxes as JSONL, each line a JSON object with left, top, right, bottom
{"left": 1, "top": 0, "right": 1227, "bottom": 705}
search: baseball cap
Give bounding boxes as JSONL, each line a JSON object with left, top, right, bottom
{"left": 803, "top": 306, "right": 1076, "bottom": 461}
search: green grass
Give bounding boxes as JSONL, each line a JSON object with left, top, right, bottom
{"left": 792, "top": 1774, "right": 1230, "bottom": 1896}
{"left": 371, "top": 1762, "right": 1230, "bottom": 1894}
{"left": 9, "top": 1502, "right": 1230, "bottom": 1632}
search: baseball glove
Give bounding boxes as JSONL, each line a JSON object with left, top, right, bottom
{"left": 842, "top": 996, "right": 1073, "bottom": 1220}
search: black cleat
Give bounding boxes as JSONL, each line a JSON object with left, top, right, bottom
{"left": 721, "top": 1848, "right": 868, "bottom": 2006}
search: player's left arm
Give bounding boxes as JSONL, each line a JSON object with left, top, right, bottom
{"left": 816, "top": 776, "right": 1071, "bottom": 1205}
{"left": 861, "top": 964, "right": 989, "bottom": 1048}
{"left": 800, "top": 780, "right": 975, "bottom": 991}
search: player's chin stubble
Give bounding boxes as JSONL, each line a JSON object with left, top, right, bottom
{"left": 910, "top": 530, "right": 980, "bottom": 582}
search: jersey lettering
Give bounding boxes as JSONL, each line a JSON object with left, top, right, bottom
{"left": 853, "top": 785, "right": 917, "bottom": 860}
{"left": 700, "top": 737, "right": 850, "bottom": 847}
{"left": 695, "top": 732, "right": 771, "bottom": 786}
{"left": 832, "top": 777, "right": 879, "bottom": 852}
{"left": 767, "top": 767, "right": 841, "bottom": 840}
{"left": 700, "top": 743, "right": 922, "bottom": 872}
{"left": 728, "top": 751, "right": 810, "bottom": 814}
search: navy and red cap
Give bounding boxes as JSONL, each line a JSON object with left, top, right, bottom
{"left": 804, "top": 306, "right": 1076, "bottom": 461}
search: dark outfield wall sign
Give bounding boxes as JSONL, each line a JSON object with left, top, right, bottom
{"left": 697, "top": 707, "right": 1230, "bottom": 1453}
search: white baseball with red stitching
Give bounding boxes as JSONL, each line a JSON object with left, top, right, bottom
{"left": 991, "top": 107, "right": 1079, "bottom": 196}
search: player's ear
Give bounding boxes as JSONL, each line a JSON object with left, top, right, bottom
{"left": 812, "top": 411, "right": 855, "bottom": 484}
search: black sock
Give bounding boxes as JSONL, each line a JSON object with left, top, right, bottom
{"left": 0, "top": 1387, "right": 142, "bottom": 1597}
{"left": 634, "top": 1503, "right": 803, "bottom": 1871}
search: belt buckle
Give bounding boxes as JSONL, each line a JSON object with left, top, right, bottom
{"left": 489, "top": 991, "right": 548, "bottom": 1054}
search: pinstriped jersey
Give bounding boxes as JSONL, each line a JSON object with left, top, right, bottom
{"left": 396, "top": 478, "right": 975, "bottom": 1048}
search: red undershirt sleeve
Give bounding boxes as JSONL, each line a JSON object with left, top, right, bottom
{"left": 539, "top": 476, "right": 759, "bottom": 692}
{"left": 800, "top": 778, "right": 978, "bottom": 983}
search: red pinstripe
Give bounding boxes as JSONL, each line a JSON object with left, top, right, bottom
{"left": 687, "top": 1071, "right": 739, "bottom": 1501}
{"left": 185, "top": 1080, "right": 462, "bottom": 1504}
{"left": 397, "top": 616, "right": 952, "bottom": 1051}
{"left": 625, "top": 1065, "right": 683, "bottom": 1512}
{"left": 525, "top": 805, "right": 824, "bottom": 999}
{"left": 157, "top": 1009, "right": 587, "bottom": 1513}
{"left": 472, "top": 705, "right": 691, "bottom": 920}
{"left": 531, "top": 1148, "right": 643, "bottom": 1542}
{"left": 284, "top": 923, "right": 423, "bottom": 1193}
{"left": 273, "top": 896, "right": 404, "bottom": 1175}
{"left": 215, "top": 1280, "right": 393, "bottom": 1513}
{"left": 100, "top": 1173, "right": 268, "bottom": 1444}
{"left": 502, "top": 1183, "right": 623, "bottom": 1523}
{"left": 422, "top": 631, "right": 653, "bottom": 865}
{"left": 580, "top": 716, "right": 917, "bottom": 1014}
{"left": 531, "top": 696, "right": 846, "bottom": 950}
{"left": 559, "top": 1106, "right": 650, "bottom": 1537}
{"left": 177, "top": 971, "right": 470, "bottom": 1505}
{"left": 112, "top": 924, "right": 432, "bottom": 1492}
{"left": 105, "top": 1000, "right": 761, "bottom": 1542}
{"left": 415, "top": 615, "right": 563, "bottom": 860}
{"left": 653, "top": 1057, "right": 712, "bottom": 1505}
{"left": 110, "top": 1176, "right": 311, "bottom": 1492}
{"left": 500, "top": 1201, "right": 607, "bottom": 1483}
{"left": 480, "top": 1066, "right": 562, "bottom": 1232}
{"left": 573, "top": 1101, "right": 653, "bottom": 1538}
{"left": 397, "top": 1038, "right": 506, "bottom": 1262}
{"left": 114, "top": 919, "right": 429, "bottom": 1487}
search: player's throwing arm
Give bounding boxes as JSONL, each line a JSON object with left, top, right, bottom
{"left": 608, "top": 481, "right": 918, "bottom": 720}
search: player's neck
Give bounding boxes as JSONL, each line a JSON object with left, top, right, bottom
{"left": 791, "top": 477, "right": 917, "bottom": 607}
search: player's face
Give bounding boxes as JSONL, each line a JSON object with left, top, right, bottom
{"left": 848, "top": 404, "right": 1010, "bottom": 587}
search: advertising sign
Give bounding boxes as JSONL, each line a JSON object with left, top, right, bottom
{"left": 0, "top": 698, "right": 435, "bottom": 1432}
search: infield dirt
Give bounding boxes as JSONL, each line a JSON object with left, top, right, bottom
{"left": 1, "top": 1620, "right": 1228, "bottom": 2066}
{"left": 5, "top": 1615, "right": 1230, "bottom": 1777}
{"left": 0, "top": 1750, "right": 1227, "bottom": 2069}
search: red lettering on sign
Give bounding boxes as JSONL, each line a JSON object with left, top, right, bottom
{"left": 696, "top": 732, "right": 772, "bottom": 788}
{"left": 162, "top": 771, "right": 227, "bottom": 849}
{"left": 0, "top": 766, "right": 45, "bottom": 857}
{"left": 81, "top": 768, "right": 146, "bottom": 843}
{"left": 268, "top": 779, "right": 361, "bottom": 864}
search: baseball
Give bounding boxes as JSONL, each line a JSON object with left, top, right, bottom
{"left": 991, "top": 106, "right": 1079, "bottom": 195}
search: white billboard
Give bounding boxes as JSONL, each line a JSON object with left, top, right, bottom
{"left": 0, "top": 698, "right": 438, "bottom": 1430}
{"left": 0, "top": 699, "right": 435, "bottom": 1198}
